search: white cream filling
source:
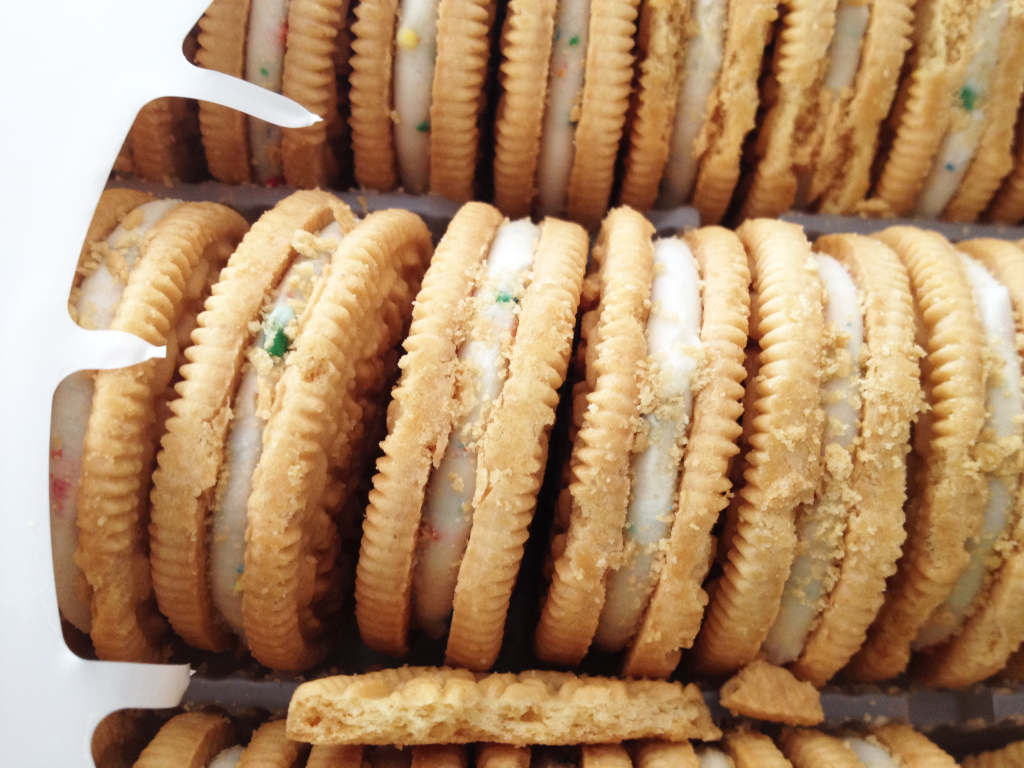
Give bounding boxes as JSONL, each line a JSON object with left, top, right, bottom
{"left": 50, "top": 199, "right": 180, "bottom": 633}
{"left": 208, "top": 746, "right": 244, "bottom": 768}
{"left": 534, "top": 0, "right": 591, "bottom": 217}
{"left": 593, "top": 237, "right": 702, "bottom": 652}
{"left": 762, "top": 253, "right": 863, "bottom": 665}
{"left": 914, "top": 253, "right": 1024, "bottom": 648}
{"left": 655, "top": 0, "right": 727, "bottom": 209}
{"left": 843, "top": 738, "right": 898, "bottom": 768}
{"left": 245, "top": 0, "right": 290, "bottom": 183}
{"left": 412, "top": 219, "right": 539, "bottom": 638}
{"left": 393, "top": 0, "right": 441, "bottom": 195}
{"left": 913, "top": 0, "right": 1008, "bottom": 218}
{"left": 210, "top": 220, "right": 343, "bottom": 637}
{"left": 697, "top": 749, "right": 734, "bottom": 768}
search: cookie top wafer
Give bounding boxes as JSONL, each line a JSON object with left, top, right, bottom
{"left": 912, "top": 238, "right": 1024, "bottom": 688}
{"left": 692, "top": 219, "right": 824, "bottom": 675}
{"left": 356, "top": 204, "right": 587, "bottom": 670}
{"left": 740, "top": 0, "right": 838, "bottom": 220}
{"left": 243, "top": 208, "right": 431, "bottom": 670}
{"left": 622, "top": 226, "right": 750, "bottom": 679}
{"left": 846, "top": 227, "right": 987, "bottom": 682}
{"left": 132, "top": 713, "right": 236, "bottom": 768}
{"left": 238, "top": 721, "right": 309, "bottom": 768}
{"left": 718, "top": 730, "right": 794, "bottom": 768}
{"left": 782, "top": 234, "right": 922, "bottom": 687}
{"left": 150, "top": 190, "right": 355, "bottom": 654}
{"left": 779, "top": 728, "right": 863, "bottom": 768}
{"left": 963, "top": 740, "right": 1024, "bottom": 768}
{"left": 55, "top": 193, "right": 247, "bottom": 663}
{"left": 286, "top": 667, "right": 720, "bottom": 745}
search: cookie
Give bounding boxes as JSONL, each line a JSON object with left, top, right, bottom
{"left": 846, "top": 227, "right": 987, "bottom": 682}
{"left": 635, "top": 741, "right": 698, "bottom": 768}
{"left": 348, "top": 0, "right": 496, "bottom": 198}
{"left": 984, "top": 107, "right": 1024, "bottom": 224}
{"left": 477, "top": 744, "right": 531, "bottom": 768}
{"left": 237, "top": 721, "right": 309, "bottom": 768}
{"left": 619, "top": 0, "right": 780, "bottom": 224}
{"left": 871, "top": 0, "right": 1024, "bottom": 220}
{"left": 963, "top": 740, "right": 1024, "bottom": 768}
{"left": 783, "top": 726, "right": 957, "bottom": 768}
{"left": 355, "top": 203, "right": 587, "bottom": 670}
{"left": 534, "top": 211, "right": 749, "bottom": 671}
{"left": 779, "top": 728, "right": 862, "bottom": 768}
{"left": 909, "top": 238, "right": 1024, "bottom": 687}
{"left": 499, "top": 0, "right": 640, "bottom": 226}
{"left": 196, "top": 0, "right": 348, "bottom": 186}
{"left": 719, "top": 659, "right": 824, "bottom": 725}
{"left": 707, "top": 730, "right": 794, "bottom": 768}
{"left": 692, "top": 219, "right": 824, "bottom": 675}
{"left": 740, "top": 0, "right": 839, "bottom": 220}
{"left": 308, "top": 745, "right": 365, "bottom": 768}
{"left": 50, "top": 191, "right": 247, "bottom": 662}
{"left": 753, "top": 234, "right": 922, "bottom": 687}
{"left": 286, "top": 667, "right": 720, "bottom": 745}
{"left": 870, "top": 724, "right": 959, "bottom": 768}
{"left": 132, "top": 712, "right": 237, "bottom": 768}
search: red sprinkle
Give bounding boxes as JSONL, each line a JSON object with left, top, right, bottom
{"left": 266, "top": 176, "right": 285, "bottom": 188}
{"left": 51, "top": 474, "right": 70, "bottom": 510}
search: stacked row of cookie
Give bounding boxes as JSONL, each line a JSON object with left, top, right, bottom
{"left": 54, "top": 188, "right": 1024, "bottom": 698}
{"left": 98, "top": 705, "right": 991, "bottom": 768}
{"left": 121, "top": 0, "right": 1024, "bottom": 229}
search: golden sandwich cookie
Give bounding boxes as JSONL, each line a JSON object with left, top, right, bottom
{"left": 617, "top": 0, "right": 779, "bottom": 224}
{"left": 870, "top": 0, "right": 1024, "bottom": 221}
{"left": 50, "top": 190, "right": 247, "bottom": 662}
{"left": 150, "top": 190, "right": 431, "bottom": 670}
{"left": 355, "top": 202, "right": 587, "bottom": 670}
{"left": 348, "top": 0, "right": 495, "bottom": 200}
{"left": 532, "top": 207, "right": 750, "bottom": 674}
{"left": 780, "top": 725, "right": 958, "bottom": 768}
{"left": 492, "top": 0, "right": 642, "bottom": 227}
{"left": 131, "top": 712, "right": 238, "bottom": 768}
{"left": 196, "top": 0, "right": 350, "bottom": 187}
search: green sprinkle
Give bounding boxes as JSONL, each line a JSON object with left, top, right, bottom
{"left": 496, "top": 291, "right": 512, "bottom": 303}
{"left": 266, "top": 326, "right": 289, "bottom": 357}
{"left": 416, "top": 119, "right": 431, "bottom": 133}
{"left": 569, "top": 35, "right": 580, "bottom": 46}
{"left": 960, "top": 84, "right": 977, "bottom": 111}
{"left": 260, "top": 66, "right": 269, "bottom": 78}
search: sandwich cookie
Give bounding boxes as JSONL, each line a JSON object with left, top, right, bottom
{"left": 984, "top": 107, "right": 1024, "bottom": 224}
{"left": 150, "top": 191, "right": 431, "bottom": 670}
{"left": 131, "top": 712, "right": 238, "bottom": 768}
{"left": 909, "top": 238, "right": 1024, "bottom": 688}
{"left": 492, "top": 0, "right": 641, "bottom": 226}
{"left": 50, "top": 190, "right": 247, "bottom": 662}
{"left": 753, "top": 234, "right": 922, "bottom": 686}
{"left": 355, "top": 203, "right": 588, "bottom": 670}
{"left": 871, "top": 0, "right": 1024, "bottom": 221}
{"left": 963, "top": 740, "right": 1024, "bottom": 768}
{"left": 796, "top": 0, "right": 916, "bottom": 214}
{"left": 691, "top": 219, "right": 825, "bottom": 675}
{"left": 234, "top": 721, "right": 309, "bottom": 768}
{"left": 617, "top": 0, "right": 779, "bottom": 224}
{"left": 697, "top": 730, "right": 795, "bottom": 768}
{"left": 196, "top": 0, "right": 349, "bottom": 187}
{"left": 286, "top": 667, "right": 720, "bottom": 745}
{"left": 533, "top": 208, "right": 750, "bottom": 671}
{"left": 348, "top": 0, "right": 496, "bottom": 199}
{"left": 780, "top": 726, "right": 958, "bottom": 768}
{"left": 847, "top": 227, "right": 987, "bottom": 682}
{"left": 308, "top": 745, "right": 365, "bottom": 768}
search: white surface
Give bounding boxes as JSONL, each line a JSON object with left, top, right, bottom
{"left": 0, "top": 1, "right": 319, "bottom": 764}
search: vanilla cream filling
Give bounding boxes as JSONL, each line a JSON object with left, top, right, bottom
{"left": 534, "top": 0, "right": 591, "bottom": 217}
{"left": 210, "top": 221, "right": 343, "bottom": 637}
{"left": 208, "top": 746, "right": 244, "bottom": 768}
{"left": 594, "top": 237, "right": 703, "bottom": 652}
{"left": 245, "top": 0, "right": 290, "bottom": 183}
{"left": 913, "top": 0, "right": 1008, "bottom": 218}
{"left": 697, "top": 748, "right": 733, "bottom": 768}
{"left": 914, "top": 253, "right": 1023, "bottom": 649}
{"left": 655, "top": 0, "right": 727, "bottom": 209}
{"left": 762, "top": 253, "right": 864, "bottom": 665}
{"left": 50, "top": 199, "right": 181, "bottom": 633}
{"left": 412, "top": 219, "right": 539, "bottom": 638}
{"left": 843, "top": 737, "right": 898, "bottom": 768}
{"left": 394, "top": 0, "right": 441, "bottom": 194}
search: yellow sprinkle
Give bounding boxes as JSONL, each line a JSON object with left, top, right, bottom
{"left": 233, "top": 578, "right": 244, "bottom": 595}
{"left": 397, "top": 28, "right": 419, "bottom": 49}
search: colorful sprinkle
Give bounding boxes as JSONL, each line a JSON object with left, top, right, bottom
{"left": 557, "top": 62, "right": 568, "bottom": 79}
{"left": 266, "top": 326, "right": 289, "bottom": 357}
{"left": 51, "top": 475, "right": 70, "bottom": 509}
{"left": 398, "top": 28, "right": 420, "bottom": 50}
{"left": 554, "top": 29, "right": 562, "bottom": 41}
{"left": 279, "top": 21, "right": 289, "bottom": 46}
{"left": 266, "top": 175, "right": 285, "bottom": 188}
{"left": 569, "top": 35, "right": 580, "bottom": 47}
{"left": 416, "top": 119, "right": 431, "bottom": 133}
{"left": 960, "top": 84, "right": 977, "bottom": 112}
{"left": 260, "top": 66, "right": 269, "bottom": 78}
{"left": 496, "top": 291, "right": 512, "bottom": 303}
{"left": 945, "top": 162, "right": 956, "bottom": 172}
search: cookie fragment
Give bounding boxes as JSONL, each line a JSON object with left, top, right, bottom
{"left": 719, "top": 659, "right": 824, "bottom": 726}
{"left": 133, "top": 713, "right": 236, "bottom": 768}
{"left": 286, "top": 667, "right": 720, "bottom": 745}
